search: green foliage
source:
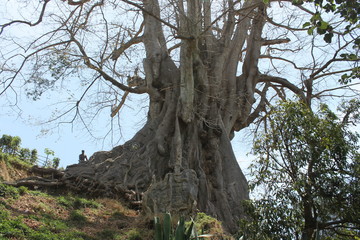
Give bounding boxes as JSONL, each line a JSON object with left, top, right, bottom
{"left": 19, "top": 147, "right": 31, "bottom": 161}
{"left": 0, "top": 183, "right": 21, "bottom": 199}
{"left": 298, "top": 0, "right": 360, "bottom": 84}
{"left": 154, "top": 213, "right": 198, "bottom": 240}
{"left": 53, "top": 157, "right": 60, "bottom": 169}
{"left": 240, "top": 100, "right": 360, "bottom": 239}
{"left": 192, "top": 212, "right": 223, "bottom": 236}
{"left": 30, "top": 149, "right": 38, "bottom": 164}
{"left": 125, "top": 229, "right": 143, "bottom": 240}
{"left": 68, "top": 210, "right": 88, "bottom": 223}
{"left": 0, "top": 134, "right": 39, "bottom": 166}
{"left": 0, "top": 152, "right": 9, "bottom": 161}
{"left": 0, "top": 134, "right": 21, "bottom": 154}
{"left": 18, "top": 186, "right": 28, "bottom": 196}
{"left": 57, "top": 195, "right": 102, "bottom": 209}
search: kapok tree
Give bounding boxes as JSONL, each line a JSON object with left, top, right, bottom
{"left": 0, "top": 0, "right": 358, "bottom": 232}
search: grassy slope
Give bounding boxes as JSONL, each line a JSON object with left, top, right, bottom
{"left": 0, "top": 183, "right": 152, "bottom": 240}
{"left": 0, "top": 157, "right": 232, "bottom": 240}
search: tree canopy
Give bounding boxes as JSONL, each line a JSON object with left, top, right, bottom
{"left": 240, "top": 100, "right": 360, "bottom": 239}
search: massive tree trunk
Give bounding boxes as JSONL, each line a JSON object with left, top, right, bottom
{"left": 64, "top": 0, "right": 266, "bottom": 233}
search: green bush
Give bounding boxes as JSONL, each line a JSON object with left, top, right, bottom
{"left": 125, "top": 229, "right": 142, "bottom": 240}
{"left": 0, "top": 152, "right": 9, "bottom": 162}
{"left": 0, "top": 183, "right": 20, "bottom": 199}
{"left": 18, "top": 186, "right": 28, "bottom": 196}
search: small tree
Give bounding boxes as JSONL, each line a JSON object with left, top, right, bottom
{"left": 43, "top": 148, "right": 55, "bottom": 168}
{"left": 9, "top": 136, "right": 21, "bottom": 155}
{"left": 19, "top": 148, "right": 31, "bottom": 162}
{"left": 52, "top": 157, "right": 60, "bottom": 169}
{"left": 0, "top": 135, "right": 13, "bottom": 154}
{"left": 240, "top": 100, "right": 360, "bottom": 240}
{"left": 30, "top": 149, "right": 38, "bottom": 165}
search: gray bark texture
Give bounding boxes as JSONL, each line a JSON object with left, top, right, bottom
{"left": 63, "top": 0, "right": 266, "bottom": 233}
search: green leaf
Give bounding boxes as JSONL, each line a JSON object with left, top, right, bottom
{"left": 303, "top": 22, "right": 311, "bottom": 28}
{"left": 307, "top": 26, "right": 315, "bottom": 35}
{"left": 163, "top": 213, "right": 171, "bottom": 240}
{"left": 174, "top": 217, "right": 185, "bottom": 240}
{"left": 323, "top": 33, "right": 333, "bottom": 43}
{"left": 154, "top": 217, "right": 163, "bottom": 240}
{"left": 319, "top": 20, "right": 329, "bottom": 30}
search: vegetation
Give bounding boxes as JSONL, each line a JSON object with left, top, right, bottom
{"left": 240, "top": 100, "right": 360, "bottom": 240}
{"left": 0, "top": 134, "right": 60, "bottom": 168}
{"left": 0, "top": 181, "right": 231, "bottom": 240}
{"left": 0, "top": 182, "right": 152, "bottom": 240}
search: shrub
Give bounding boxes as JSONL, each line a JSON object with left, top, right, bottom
{"left": 125, "top": 229, "right": 142, "bottom": 240}
{"left": 68, "top": 210, "right": 87, "bottom": 223}
{"left": 58, "top": 195, "right": 101, "bottom": 209}
{"left": 0, "top": 183, "right": 20, "bottom": 199}
{"left": 18, "top": 186, "right": 28, "bottom": 196}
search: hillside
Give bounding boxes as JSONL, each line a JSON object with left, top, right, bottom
{"left": 0, "top": 150, "right": 233, "bottom": 240}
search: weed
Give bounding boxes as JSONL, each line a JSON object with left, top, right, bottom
{"left": 30, "top": 190, "right": 49, "bottom": 197}
{"left": 68, "top": 210, "right": 88, "bottom": 223}
{"left": 194, "top": 212, "right": 223, "bottom": 235}
{"left": 97, "top": 228, "right": 119, "bottom": 240}
{"left": 125, "top": 229, "right": 143, "bottom": 240}
{"left": 18, "top": 186, "right": 28, "bottom": 195}
{"left": 0, "top": 183, "right": 20, "bottom": 199}
{"left": 73, "top": 197, "right": 101, "bottom": 209}
{"left": 0, "top": 216, "right": 30, "bottom": 239}
{"left": 58, "top": 195, "right": 102, "bottom": 209}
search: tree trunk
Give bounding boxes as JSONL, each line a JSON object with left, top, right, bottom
{"left": 63, "top": 0, "right": 266, "bottom": 233}
{"left": 63, "top": 55, "right": 249, "bottom": 232}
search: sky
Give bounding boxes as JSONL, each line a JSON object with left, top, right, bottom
{"left": 0, "top": 104, "right": 254, "bottom": 172}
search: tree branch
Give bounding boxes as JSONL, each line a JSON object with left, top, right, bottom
{"left": 0, "top": 0, "right": 50, "bottom": 35}
{"left": 258, "top": 74, "right": 306, "bottom": 101}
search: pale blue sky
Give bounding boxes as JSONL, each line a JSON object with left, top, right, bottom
{"left": 0, "top": 96, "right": 253, "bottom": 171}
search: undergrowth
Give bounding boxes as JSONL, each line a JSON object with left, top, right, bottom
{"left": 0, "top": 183, "right": 150, "bottom": 240}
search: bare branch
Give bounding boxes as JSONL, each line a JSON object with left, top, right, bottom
{"left": 0, "top": 0, "right": 50, "bottom": 35}
{"left": 121, "top": 0, "right": 178, "bottom": 32}
{"left": 111, "top": 24, "right": 144, "bottom": 61}
{"left": 258, "top": 74, "right": 306, "bottom": 101}
{"left": 110, "top": 91, "right": 130, "bottom": 117}
{"left": 259, "top": 55, "right": 314, "bottom": 71}
{"left": 70, "top": 37, "right": 148, "bottom": 94}
{"left": 66, "top": 0, "right": 91, "bottom": 5}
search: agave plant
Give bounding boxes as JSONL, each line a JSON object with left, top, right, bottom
{"left": 154, "top": 213, "right": 199, "bottom": 240}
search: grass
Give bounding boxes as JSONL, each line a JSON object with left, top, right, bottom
{"left": 0, "top": 183, "right": 150, "bottom": 240}
{"left": 0, "top": 158, "right": 232, "bottom": 240}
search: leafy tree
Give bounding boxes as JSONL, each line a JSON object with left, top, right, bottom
{"left": 0, "top": 135, "right": 21, "bottom": 155}
{"left": 43, "top": 148, "right": 55, "bottom": 168}
{"left": 240, "top": 100, "right": 360, "bottom": 240}
{"left": 52, "top": 157, "right": 60, "bottom": 169}
{"left": 0, "top": 0, "right": 359, "bottom": 232}
{"left": 0, "top": 134, "right": 12, "bottom": 154}
{"left": 30, "top": 149, "right": 38, "bottom": 165}
{"left": 302, "top": 0, "right": 360, "bottom": 84}
{"left": 9, "top": 136, "right": 21, "bottom": 155}
{"left": 19, "top": 148, "right": 31, "bottom": 162}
